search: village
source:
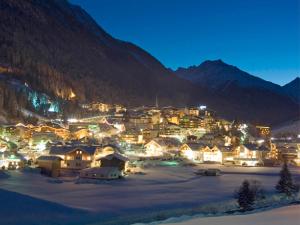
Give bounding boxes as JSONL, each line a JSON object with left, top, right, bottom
{"left": 0, "top": 102, "right": 299, "bottom": 180}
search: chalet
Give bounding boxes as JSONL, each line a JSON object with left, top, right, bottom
{"left": 97, "top": 152, "right": 129, "bottom": 171}
{"left": 202, "top": 145, "right": 223, "bottom": 163}
{"left": 73, "top": 129, "right": 90, "bottom": 140}
{"left": 273, "top": 139, "right": 300, "bottom": 165}
{"left": 68, "top": 122, "right": 91, "bottom": 132}
{"left": 0, "top": 151, "right": 25, "bottom": 170}
{"left": 120, "top": 129, "right": 143, "bottom": 144}
{"left": 34, "top": 124, "right": 70, "bottom": 140}
{"left": 180, "top": 143, "right": 204, "bottom": 161}
{"left": 144, "top": 137, "right": 181, "bottom": 157}
{"left": 234, "top": 144, "right": 269, "bottom": 166}
{"left": 37, "top": 155, "right": 62, "bottom": 177}
{"left": 159, "top": 124, "right": 184, "bottom": 140}
{"left": 30, "top": 131, "right": 60, "bottom": 146}
{"left": 277, "top": 146, "right": 298, "bottom": 163}
{"left": 49, "top": 144, "right": 101, "bottom": 169}
{"left": 127, "top": 114, "right": 152, "bottom": 130}
{"left": 220, "top": 146, "right": 235, "bottom": 164}
{"left": 180, "top": 142, "right": 226, "bottom": 163}
{"left": 98, "top": 123, "right": 119, "bottom": 136}
{"left": 142, "top": 128, "right": 159, "bottom": 142}
{"left": 164, "top": 114, "right": 179, "bottom": 125}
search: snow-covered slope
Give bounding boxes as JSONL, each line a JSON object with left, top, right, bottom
{"left": 1, "top": 166, "right": 300, "bottom": 225}
{"left": 272, "top": 119, "right": 300, "bottom": 136}
{"left": 0, "top": 188, "right": 90, "bottom": 225}
{"left": 158, "top": 205, "right": 300, "bottom": 225}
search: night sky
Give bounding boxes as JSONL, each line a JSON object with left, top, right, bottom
{"left": 71, "top": 0, "right": 299, "bottom": 85}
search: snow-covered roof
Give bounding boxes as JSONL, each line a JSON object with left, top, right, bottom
{"left": 98, "top": 152, "right": 129, "bottom": 162}
{"left": 243, "top": 144, "right": 269, "bottom": 151}
{"left": 50, "top": 145, "right": 100, "bottom": 155}
{"left": 183, "top": 143, "right": 205, "bottom": 150}
{"left": 148, "top": 137, "right": 181, "bottom": 147}
{"left": 37, "top": 155, "right": 63, "bottom": 161}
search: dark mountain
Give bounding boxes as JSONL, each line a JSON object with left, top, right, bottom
{"left": 282, "top": 77, "right": 300, "bottom": 103}
{"left": 175, "top": 60, "right": 300, "bottom": 125}
{"left": 0, "top": 0, "right": 197, "bottom": 112}
{"left": 0, "top": 0, "right": 298, "bottom": 125}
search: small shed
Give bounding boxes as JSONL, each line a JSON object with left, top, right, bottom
{"left": 37, "top": 155, "right": 62, "bottom": 177}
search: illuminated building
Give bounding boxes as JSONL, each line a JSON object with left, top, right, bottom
{"left": 128, "top": 115, "right": 152, "bottom": 130}
{"left": 49, "top": 145, "right": 102, "bottom": 169}
{"left": 180, "top": 143, "right": 204, "bottom": 161}
{"left": 0, "top": 152, "right": 25, "bottom": 170}
{"left": 188, "top": 107, "right": 200, "bottom": 116}
{"left": 267, "top": 143, "right": 279, "bottom": 160}
{"left": 159, "top": 124, "right": 184, "bottom": 138}
{"left": 179, "top": 116, "right": 202, "bottom": 129}
{"left": 165, "top": 114, "right": 179, "bottom": 125}
{"left": 273, "top": 139, "right": 300, "bottom": 164}
{"left": 256, "top": 126, "right": 271, "bottom": 137}
{"left": 202, "top": 146, "right": 223, "bottom": 163}
{"left": 144, "top": 137, "right": 181, "bottom": 157}
{"left": 36, "top": 156, "right": 62, "bottom": 177}
{"left": 233, "top": 144, "right": 269, "bottom": 166}
{"left": 34, "top": 125, "right": 70, "bottom": 140}
{"left": 97, "top": 152, "right": 129, "bottom": 171}
{"left": 142, "top": 128, "right": 159, "bottom": 142}
{"left": 120, "top": 129, "right": 144, "bottom": 144}
{"left": 180, "top": 143, "right": 224, "bottom": 163}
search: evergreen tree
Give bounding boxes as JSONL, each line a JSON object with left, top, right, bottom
{"left": 276, "top": 161, "right": 299, "bottom": 196}
{"left": 236, "top": 180, "right": 255, "bottom": 211}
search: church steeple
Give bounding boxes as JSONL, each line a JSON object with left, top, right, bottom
{"left": 155, "top": 95, "right": 159, "bottom": 108}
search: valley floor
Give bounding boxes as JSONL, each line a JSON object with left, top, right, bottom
{"left": 0, "top": 164, "right": 299, "bottom": 225}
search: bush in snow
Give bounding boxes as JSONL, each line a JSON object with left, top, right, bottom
{"left": 276, "top": 161, "right": 299, "bottom": 197}
{"left": 235, "top": 180, "right": 255, "bottom": 211}
{"left": 235, "top": 180, "right": 265, "bottom": 211}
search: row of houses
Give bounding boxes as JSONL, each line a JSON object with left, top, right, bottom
{"left": 143, "top": 137, "right": 300, "bottom": 166}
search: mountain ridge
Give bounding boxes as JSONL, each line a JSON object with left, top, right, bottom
{"left": 0, "top": 0, "right": 298, "bottom": 125}
{"left": 174, "top": 59, "right": 299, "bottom": 124}
{"left": 0, "top": 0, "right": 198, "bottom": 107}
{"left": 282, "top": 77, "right": 300, "bottom": 103}
{"left": 175, "top": 59, "right": 286, "bottom": 94}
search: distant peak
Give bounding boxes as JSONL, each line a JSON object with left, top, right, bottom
{"left": 202, "top": 59, "right": 225, "bottom": 64}
{"left": 284, "top": 77, "right": 300, "bottom": 87}
{"left": 198, "top": 59, "right": 232, "bottom": 68}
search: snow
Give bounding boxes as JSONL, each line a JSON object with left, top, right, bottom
{"left": 147, "top": 205, "right": 300, "bottom": 225}
{"left": 0, "top": 188, "right": 91, "bottom": 225}
{"left": 0, "top": 164, "right": 299, "bottom": 225}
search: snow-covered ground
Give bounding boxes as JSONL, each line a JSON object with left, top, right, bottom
{"left": 152, "top": 205, "right": 300, "bottom": 225}
{"left": 0, "top": 164, "right": 300, "bottom": 225}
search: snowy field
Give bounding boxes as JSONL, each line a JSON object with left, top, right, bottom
{"left": 0, "top": 164, "right": 300, "bottom": 225}
{"left": 147, "top": 205, "right": 300, "bottom": 225}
